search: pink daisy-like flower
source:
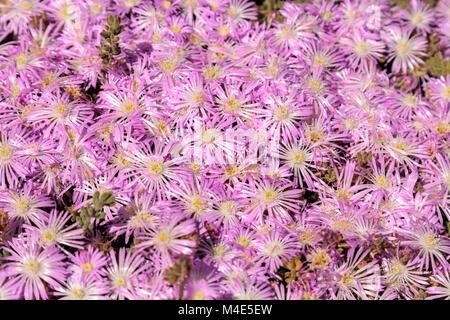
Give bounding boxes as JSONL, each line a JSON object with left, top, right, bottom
{"left": 67, "top": 245, "right": 108, "bottom": 280}
{"left": 184, "top": 262, "right": 223, "bottom": 300}
{"left": 0, "top": 182, "right": 54, "bottom": 224}
{"left": 426, "top": 269, "right": 450, "bottom": 300}
{"left": 240, "top": 178, "right": 302, "bottom": 224}
{"left": 106, "top": 247, "right": 147, "bottom": 300}
{"left": 228, "top": 277, "right": 275, "bottom": 300}
{"left": 0, "top": 126, "right": 28, "bottom": 188}
{"left": 385, "top": 27, "right": 427, "bottom": 74}
{"left": 397, "top": 222, "right": 450, "bottom": 272}
{"left": 398, "top": 0, "right": 434, "bottom": 35}
{"left": 331, "top": 247, "right": 382, "bottom": 300}
{"left": 255, "top": 229, "right": 299, "bottom": 273}
{"left": 54, "top": 274, "right": 110, "bottom": 300}
{"left": 135, "top": 212, "right": 197, "bottom": 268}
{"left": 25, "top": 209, "right": 84, "bottom": 253}
{"left": 0, "top": 269, "right": 18, "bottom": 300}
{"left": 2, "top": 234, "right": 66, "bottom": 300}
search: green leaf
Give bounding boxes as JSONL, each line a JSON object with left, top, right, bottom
{"left": 426, "top": 54, "right": 450, "bottom": 77}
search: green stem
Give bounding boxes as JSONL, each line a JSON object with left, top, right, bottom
{"left": 179, "top": 279, "right": 185, "bottom": 300}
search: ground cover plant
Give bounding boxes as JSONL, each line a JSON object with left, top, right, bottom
{"left": 0, "top": 0, "right": 449, "bottom": 300}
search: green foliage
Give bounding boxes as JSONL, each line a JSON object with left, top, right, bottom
{"left": 356, "top": 151, "right": 372, "bottom": 168}
{"left": 72, "top": 190, "right": 115, "bottom": 231}
{"left": 164, "top": 256, "right": 192, "bottom": 299}
{"left": 0, "top": 248, "right": 9, "bottom": 266}
{"left": 425, "top": 54, "right": 450, "bottom": 77}
{"left": 282, "top": 257, "right": 302, "bottom": 283}
{"left": 164, "top": 256, "right": 192, "bottom": 285}
{"left": 97, "top": 15, "right": 124, "bottom": 73}
{"left": 391, "top": 0, "right": 438, "bottom": 8}
{"left": 257, "top": 0, "right": 283, "bottom": 23}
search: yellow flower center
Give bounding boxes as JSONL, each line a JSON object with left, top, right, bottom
{"left": 396, "top": 40, "right": 411, "bottom": 56}
{"left": 268, "top": 66, "right": 277, "bottom": 75}
{"left": 213, "top": 245, "right": 225, "bottom": 260}
{"left": 189, "top": 162, "right": 201, "bottom": 172}
{"left": 436, "top": 121, "right": 450, "bottom": 135}
{"left": 203, "top": 65, "right": 218, "bottom": 79}
{"left": 307, "top": 129, "right": 322, "bottom": 142}
{"left": 281, "top": 27, "right": 292, "bottom": 36}
{"left": 375, "top": 175, "right": 389, "bottom": 189}
{"left": 302, "top": 292, "right": 317, "bottom": 300}
{"left": 336, "top": 188, "right": 353, "bottom": 203}
{"left": 332, "top": 217, "right": 354, "bottom": 232}
{"left": 314, "top": 55, "right": 327, "bottom": 67}
{"left": 219, "top": 201, "right": 235, "bottom": 217}
{"left": 193, "top": 291, "right": 205, "bottom": 300}
{"left": 275, "top": 106, "right": 290, "bottom": 121}
{"left": 157, "top": 230, "right": 170, "bottom": 243}
{"left": 341, "top": 272, "right": 355, "bottom": 286}
{"left": 218, "top": 25, "right": 229, "bottom": 37}
{"left": 26, "top": 260, "right": 41, "bottom": 275}
{"left": 224, "top": 97, "right": 240, "bottom": 112}
{"left": 124, "top": 0, "right": 140, "bottom": 8}
{"left": 43, "top": 230, "right": 55, "bottom": 242}
{"left": 0, "top": 145, "right": 13, "bottom": 161}
{"left": 121, "top": 100, "right": 136, "bottom": 113}
{"left": 322, "top": 10, "right": 332, "bottom": 21}
{"left": 294, "top": 151, "right": 304, "bottom": 162}
{"left": 83, "top": 262, "right": 93, "bottom": 273}
{"left": 299, "top": 229, "right": 316, "bottom": 245}
{"left": 147, "top": 159, "right": 164, "bottom": 177}
{"left": 71, "top": 288, "right": 86, "bottom": 299}
{"left": 354, "top": 41, "right": 370, "bottom": 57}
{"left": 441, "top": 85, "right": 450, "bottom": 100}
{"left": 15, "top": 54, "right": 28, "bottom": 70}
{"left": 159, "top": 59, "right": 178, "bottom": 73}
{"left": 308, "top": 249, "right": 331, "bottom": 269}
{"left": 260, "top": 189, "right": 277, "bottom": 204}
{"left": 56, "top": 103, "right": 66, "bottom": 116}
{"left": 403, "top": 94, "right": 417, "bottom": 108}
{"left": 442, "top": 171, "right": 450, "bottom": 189}
{"left": 411, "top": 13, "right": 424, "bottom": 27}
{"left": 90, "top": 2, "right": 102, "bottom": 14}
{"left": 391, "top": 261, "right": 407, "bottom": 275}
{"left": 21, "top": 1, "right": 32, "bottom": 10}
{"left": 58, "top": 4, "right": 74, "bottom": 21}
{"left": 421, "top": 235, "right": 438, "bottom": 249}
{"left": 189, "top": 196, "right": 207, "bottom": 213}
{"left": 265, "top": 241, "right": 283, "bottom": 257}
{"left": 236, "top": 236, "right": 250, "bottom": 248}
{"left": 209, "top": 1, "right": 218, "bottom": 11}
{"left": 116, "top": 276, "right": 126, "bottom": 287}
{"left": 307, "top": 78, "right": 322, "bottom": 94}
{"left": 171, "top": 24, "right": 181, "bottom": 35}
{"left": 201, "top": 129, "right": 216, "bottom": 145}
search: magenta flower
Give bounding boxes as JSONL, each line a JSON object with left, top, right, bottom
{"left": 0, "top": 0, "right": 448, "bottom": 301}
{"left": 135, "top": 212, "right": 197, "bottom": 268}
{"left": 25, "top": 209, "right": 84, "bottom": 253}
{"left": 385, "top": 27, "right": 427, "bottom": 74}
{"left": 0, "top": 182, "right": 54, "bottom": 224}
{"left": 67, "top": 245, "right": 108, "bottom": 280}
{"left": 426, "top": 269, "right": 450, "bottom": 300}
{"left": 54, "top": 274, "right": 109, "bottom": 300}
{"left": 2, "top": 235, "right": 66, "bottom": 300}
{"left": 106, "top": 247, "right": 147, "bottom": 300}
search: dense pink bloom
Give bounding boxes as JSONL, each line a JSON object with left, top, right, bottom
{"left": 2, "top": 234, "right": 66, "bottom": 300}
{"left": 0, "top": 0, "right": 448, "bottom": 301}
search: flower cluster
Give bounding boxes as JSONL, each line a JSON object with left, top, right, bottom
{"left": 0, "top": 0, "right": 449, "bottom": 300}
